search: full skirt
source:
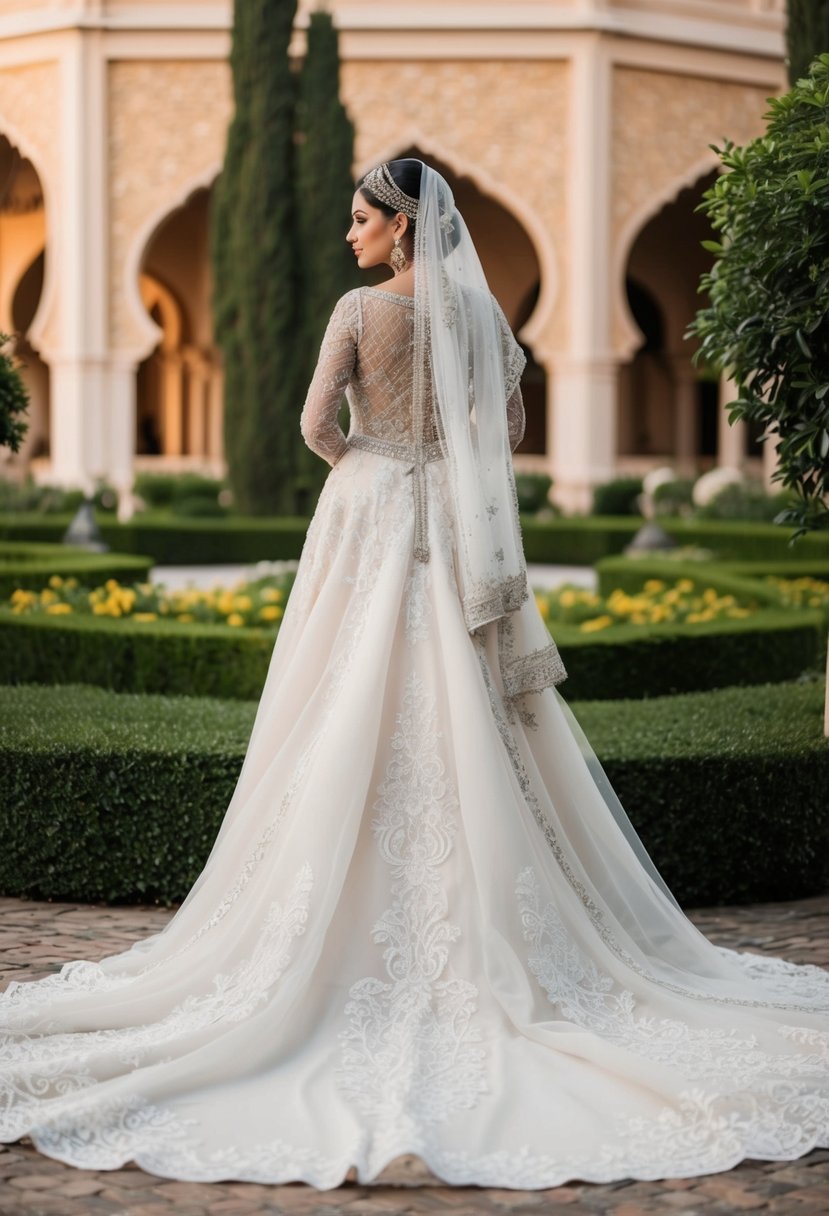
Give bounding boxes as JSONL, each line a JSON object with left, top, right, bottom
{"left": 2, "top": 445, "right": 829, "bottom": 1189}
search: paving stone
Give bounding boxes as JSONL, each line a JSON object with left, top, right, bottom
{"left": 0, "top": 892, "right": 827, "bottom": 1214}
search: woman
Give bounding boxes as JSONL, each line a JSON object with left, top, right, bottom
{"left": 1, "top": 158, "right": 827, "bottom": 1190}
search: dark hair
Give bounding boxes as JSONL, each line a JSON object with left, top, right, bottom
{"left": 357, "top": 159, "right": 422, "bottom": 246}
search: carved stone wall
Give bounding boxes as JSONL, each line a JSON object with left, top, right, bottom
{"left": 341, "top": 59, "right": 570, "bottom": 351}
{"left": 610, "top": 65, "right": 774, "bottom": 349}
{"left": 107, "top": 59, "right": 231, "bottom": 350}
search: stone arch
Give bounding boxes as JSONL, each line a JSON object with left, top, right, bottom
{"left": 123, "top": 165, "right": 222, "bottom": 363}
{"left": 615, "top": 164, "right": 721, "bottom": 471}
{"left": 132, "top": 174, "right": 222, "bottom": 467}
{"left": 613, "top": 151, "right": 721, "bottom": 360}
{"left": 0, "top": 133, "right": 50, "bottom": 470}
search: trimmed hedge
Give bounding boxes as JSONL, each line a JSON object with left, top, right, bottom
{"left": 1, "top": 602, "right": 823, "bottom": 703}
{"left": 0, "top": 612, "right": 275, "bottom": 701}
{"left": 0, "top": 541, "right": 153, "bottom": 599}
{"left": 554, "top": 611, "right": 825, "bottom": 700}
{"left": 0, "top": 680, "right": 825, "bottom": 906}
{"left": 4, "top": 511, "right": 829, "bottom": 568}
{"left": 0, "top": 512, "right": 310, "bottom": 565}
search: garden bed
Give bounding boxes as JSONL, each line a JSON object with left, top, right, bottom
{"left": 0, "top": 680, "right": 825, "bottom": 907}
{"left": 0, "top": 541, "right": 153, "bottom": 599}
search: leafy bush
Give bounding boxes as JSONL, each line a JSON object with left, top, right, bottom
{"left": 590, "top": 476, "right": 643, "bottom": 517}
{"left": 0, "top": 478, "right": 117, "bottom": 515}
{"left": 651, "top": 477, "right": 696, "bottom": 517}
{"left": 689, "top": 54, "right": 829, "bottom": 536}
{"left": 695, "top": 479, "right": 798, "bottom": 522}
{"left": 133, "top": 472, "right": 228, "bottom": 516}
{"left": 0, "top": 680, "right": 825, "bottom": 905}
{"left": 514, "top": 473, "right": 553, "bottom": 514}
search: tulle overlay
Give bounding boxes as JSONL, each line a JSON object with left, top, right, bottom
{"left": 2, "top": 444, "right": 829, "bottom": 1189}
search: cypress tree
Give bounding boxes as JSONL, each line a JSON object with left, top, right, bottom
{"left": 212, "top": 0, "right": 300, "bottom": 516}
{"left": 786, "top": 0, "right": 829, "bottom": 84}
{"left": 294, "top": 9, "right": 358, "bottom": 508}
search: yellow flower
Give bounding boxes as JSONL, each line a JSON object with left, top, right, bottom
{"left": 558, "top": 589, "right": 577, "bottom": 609}
{"left": 534, "top": 595, "right": 549, "bottom": 619}
{"left": 644, "top": 579, "right": 665, "bottom": 593}
{"left": 48, "top": 574, "right": 64, "bottom": 589}
{"left": 92, "top": 602, "right": 110, "bottom": 615}
{"left": 177, "top": 613, "right": 195, "bottom": 623}
{"left": 218, "top": 592, "right": 235, "bottom": 616}
{"left": 580, "top": 614, "right": 614, "bottom": 632}
{"left": 226, "top": 612, "right": 245, "bottom": 626}
{"left": 234, "top": 595, "right": 253, "bottom": 612}
{"left": 676, "top": 578, "right": 695, "bottom": 593}
{"left": 46, "top": 603, "right": 72, "bottom": 614}
{"left": 133, "top": 612, "right": 158, "bottom": 622}
{"left": 259, "top": 605, "right": 283, "bottom": 621}
{"left": 10, "top": 588, "right": 34, "bottom": 604}
{"left": 65, "top": 577, "right": 78, "bottom": 590}
{"left": 261, "top": 588, "right": 283, "bottom": 603}
{"left": 39, "top": 588, "right": 58, "bottom": 604}
{"left": 105, "top": 578, "right": 120, "bottom": 592}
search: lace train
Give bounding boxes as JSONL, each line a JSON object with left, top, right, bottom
{"left": 2, "top": 445, "right": 828, "bottom": 1189}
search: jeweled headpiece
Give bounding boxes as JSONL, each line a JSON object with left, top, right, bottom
{"left": 360, "top": 163, "right": 419, "bottom": 219}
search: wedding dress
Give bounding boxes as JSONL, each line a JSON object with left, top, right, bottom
{"left": 1, "top": 282, "right": 828, "bottom": 1191}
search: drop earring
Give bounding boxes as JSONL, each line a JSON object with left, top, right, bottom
{"left": 390, "top": 238, "right": 407, "bottom": 274}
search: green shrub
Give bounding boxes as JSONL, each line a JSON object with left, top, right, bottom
{"left": 0, "top": 611, "right": 274, "bottom": 700}
{"left": 0, "top": 478, "right": 116, "bottom": 515}
{"left": 514, "top": 473, "right": 553, "bottom": 514}
{"left": 651, "top": 477, "right": 695, "bottom": 517}
{"left": 555, "top": 611, "right": 824, "bottom": 701}
{"left": 0, "top": 680, "right": 824, "bottom": 905}
{"left": 695, "top": 479, "right": 797, "bottom": 523}
{"left": 0, "top": 541, "right": 153, "bottom": 599}
{"left": 591, "top": 476, "right": 643, "bottom": 517}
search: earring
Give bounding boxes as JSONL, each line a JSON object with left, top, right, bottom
{"left": 390, "top": 238, "right": 407, "bottom": 274}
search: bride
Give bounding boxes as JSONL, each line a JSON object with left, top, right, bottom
{"left": 1, "top": 158, "right": 828, "bottom": 1190}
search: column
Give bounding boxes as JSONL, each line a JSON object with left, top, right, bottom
{"left": 552, "top": 33, "right": 618, "bottom": 513}
{"left": 161, "top": 352, "right": 184, "bottom": 455}
{"left": 717, "top": 373, "right": 747, "bottom": 469}
{"left": 183, "top": 347, "right": 209, "bottom": 456}
{"left": 109, "top": 356, "right": 138, "bottom": 519}
{"left": 669, "top": 354, "right": 698, "bottom": 476}
{"left": 207, "top": 361, "right": 224, "bottom": 462}
{"left": 41, "top": 27, "right": 110, "bottom": 489}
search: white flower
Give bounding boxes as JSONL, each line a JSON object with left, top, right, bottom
{"left": 691, "top": 466, "right": 744, "bottom": 507}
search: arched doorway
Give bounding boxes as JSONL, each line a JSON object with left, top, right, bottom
{"left": 0, "top": 135, "right": 48, "bottom": 473}
{"left": 371, "top": 146, "right": 547, "bottom": 453}
{"left": 136, "top": 185, "right": 222, "bottom": 471}
{"left": 617, "top": 169, "right": 748, "bottom": 475}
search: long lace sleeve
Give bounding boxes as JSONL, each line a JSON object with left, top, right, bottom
{"left": 300, "top": 291, "right": 358, "bottom": 466}
{"left": 490, "top": 294, "right": 527, "bottom": 454}
{"left": 506, "top": 382, "right": 526, "bottom": 452}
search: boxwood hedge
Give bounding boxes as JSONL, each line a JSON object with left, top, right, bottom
{"left": 0, "top": 541, "right": 153, "bottom": 599}
{"left": 4, "top": 511, "right": 829, "bottom": 568}
{"left": 0, "top": 603, "right": 823, "bottom": 702}
{"left": 0, "top": 680, "right": 825, "bottom": 907}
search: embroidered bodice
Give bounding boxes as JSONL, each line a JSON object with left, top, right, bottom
{"left": 300, "top": 286, "right": 527, "bottom": 467}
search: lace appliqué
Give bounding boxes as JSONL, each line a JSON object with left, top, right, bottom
{"left": 516, "top": 867, "right": 829, "bottom": 1085}
{"left": 337, "top": 672, "right": 486, "bottom": 1126}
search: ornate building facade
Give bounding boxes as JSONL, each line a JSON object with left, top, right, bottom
{"left": 0, "top": 0, "right": 786, "bottom": 511}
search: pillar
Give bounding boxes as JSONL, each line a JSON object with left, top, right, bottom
{"left": 551, "top": 33, "right": 619, "bottom": 513}
{"left": 161, "top": 352, "right": 185, "bottom": 456}
{"left": 669, "top": 355, "right": 698, "bottom": 476}
{"left": 717, "top": 373, "right": 747, "bottom": 469}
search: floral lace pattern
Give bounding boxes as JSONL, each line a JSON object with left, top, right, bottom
{"left": 337, "top": 672, "right": 487, "bottom": 1126}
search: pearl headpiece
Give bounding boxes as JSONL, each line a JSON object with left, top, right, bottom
{"left": 360, "top": 163, "right": 419, "bottom": 219}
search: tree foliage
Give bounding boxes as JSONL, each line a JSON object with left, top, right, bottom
{"left": 0, "top": 334, "right": 29, "bottom": 453}
{"left": 786, "top": 0, "right": 829, "bottom": 85}
{"left": 688, "top": 54, "right": 829, "bottom": 537}
{"left": 211, "top": 2, "right": 356, "bottom": 516}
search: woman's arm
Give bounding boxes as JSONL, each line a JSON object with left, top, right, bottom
{"left": 299, "top": 292, "right": 357, "bottom": 467}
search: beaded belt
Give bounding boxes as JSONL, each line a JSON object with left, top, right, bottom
{"left": 347, "top": 433, "right": 445, "bottom": 562}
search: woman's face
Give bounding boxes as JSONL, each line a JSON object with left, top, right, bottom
{"left": 346, "top": 190, "right": 407, "bottom": 270}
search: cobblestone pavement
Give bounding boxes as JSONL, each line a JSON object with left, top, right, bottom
{"left": 0, "top": 892, "right": 827, "bottom": 1216}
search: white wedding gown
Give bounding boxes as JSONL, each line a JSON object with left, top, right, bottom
{"left": 2, "top": 285, "right": 828, "bottom": 1189}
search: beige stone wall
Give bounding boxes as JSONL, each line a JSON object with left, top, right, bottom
{"left": 341, "top": 59, "right": 570, "bottom": 351}
{"left": 107, "top": 58, "right": 231, "bottom": 350}
{"left": 610, "top": 65, "right": 774, "bottom": 350}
